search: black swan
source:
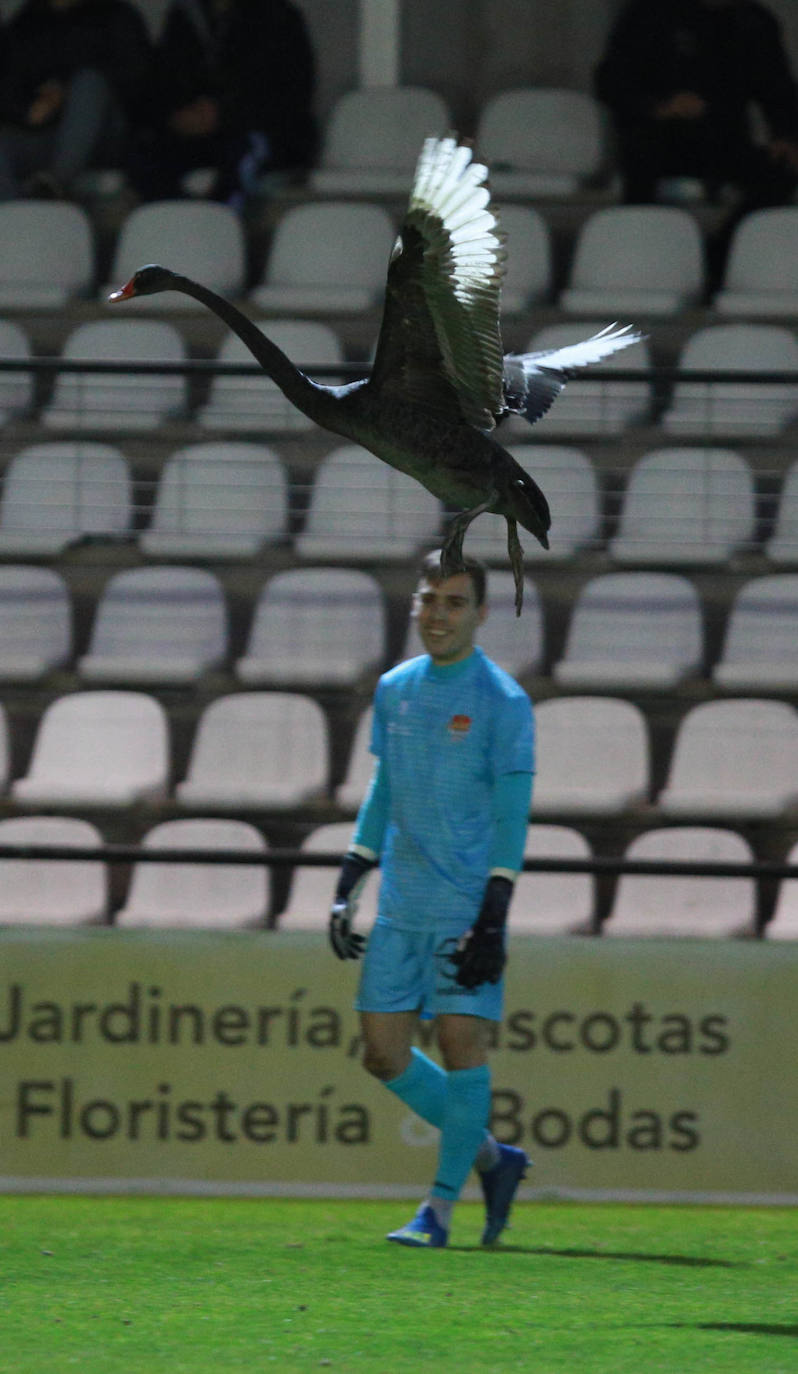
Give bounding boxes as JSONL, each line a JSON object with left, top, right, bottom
{"left": 109, "top": 136, "right": 642, "bottom": 613}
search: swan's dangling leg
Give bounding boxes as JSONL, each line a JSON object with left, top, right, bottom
{"left": 440, "top": 496, "right": 496, "bottom": 580}
{"left": 505, "top": 516, "right": 525, "bottom": 616}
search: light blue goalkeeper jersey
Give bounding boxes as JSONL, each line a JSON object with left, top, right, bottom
{"left": 364, "top": 647, "right": 534, "bottom": 930}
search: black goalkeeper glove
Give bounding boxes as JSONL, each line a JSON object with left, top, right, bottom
{"left": 329, "top": 851, "right": 376, "bottom": 960}
{"left": 449, "top": 875, "right": 514, "bottom": 989}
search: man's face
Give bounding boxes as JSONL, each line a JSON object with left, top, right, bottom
{"left": 413, "top": 572, "right": 487, "bottom": 665}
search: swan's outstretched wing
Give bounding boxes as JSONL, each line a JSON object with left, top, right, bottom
{"left": 503, "top": 323, "right": 645, "bottom": 425}
{"left": 370, "top": 136, "right": 506, "bottom": 430}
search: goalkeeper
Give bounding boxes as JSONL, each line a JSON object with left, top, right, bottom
{"left": 329, "top": 551, "right": 534, "bottom": 1248}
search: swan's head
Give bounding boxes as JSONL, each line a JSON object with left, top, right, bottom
{"left": 108, "top": 264, "right": 177, "bottom": 301}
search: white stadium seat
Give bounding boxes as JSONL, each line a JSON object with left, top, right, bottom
{"left": 0, "top": 565, "right": 72, "bottom": 680}
{"left": 560, "top": 206, "right": 704, "bottom": 317}
{"left": 0, "top": 816, "right": 107, "bottom": 925}
{"left": 12, "top": 691, "right": 169, "bottom": 808}
{"left": 41, "top": 320, "right": 188, "bottom": 431}
{"left": 765, "top": 840, "right": 798, "bottom": 939}
{"left": 249, "top": 202, "right": 396, "bottom": 315}
{"left": 196, "top": 320, "right": 344, "bottom": 433}
{"left": 657, "top": 699, "right": 798, "bottom": 819}
{"left": 511, "top": 825, "right": 596, "bottom": 935}
{"left": 766, "top": 461, "right": 798, "bottom": 565}
{"left": 0, "top": 200, "right": 94, "bottom": 307}
{"left": 499, "top": 205, "right": 553, "bottom": 313}
{"left": 713, "top": 576, "right": 798, "bottom": 691}
{"left": 296, "top": 444, "right": 441, "bottom": 561}
{"left": 554, "top": 572, "right": 703, "bottom": 691}
{"left": 79, "top": 566, "right": 228, "bottom": 685}
{"left": 102, "top": 200, "right": 245, "bottom": 309}
{"left": 532, "top": 696, "right": 650, "bottom": 815}
{"left": 603, "top": 827, "right": 757, "bottom": 938}
{"left": 176, "top": 692, "right": 328, "bottom": 810}
{"left": 477, "top": 88, "right": 605, "bottom": 198}
{"left": 661, "top": 324, "right": 798, "bottom": 438}
{"left": 714, "top": 208, "right": 798, "bottom": 318}
{"left": 115, "top": 819, "right": 269, "bottom": 929}
{"left": 279, "top": 822, "right": 379, "bottom": 931}
{"left": 0, "top": 319, "right": 34, "bottom": 422}
{"left": 140, "top": 442, "right": 288, "bottom": 559}
{"left": 236, "top": 568, "right": 385, "bottom": 688}
{"left": 309, "top": 87, "right": 451, "bottom": 195}
{"left": 0, "top": 442, "right": 131, "bottom": 555}
{"left": 335, "top": 707, "right": 375, "bottom": 813}
{"left": 609, "top": 447, "right": 754, "bottom": 565}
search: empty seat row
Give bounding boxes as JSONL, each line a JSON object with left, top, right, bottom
{"left": 5, "top": 316, "right": 798, "bottom": 441}
{"left": 310, "top": 85, "right": 605, "bottom": 200}
{"left": 1, "top": 690, "right": 327, "bottom": 809}
{"left": 1, "top": 690, "right": 798, "bottom": 821}
{"left": 285, "top": 822, "right": 798, "bottom": 941}
{"left": 0, "top": 562, "right": 540, "bottom": 686}
{"left": 6, "top": 185, "right": 798, "bottom": 329}
{"left": 0, "top": 440, "right": 438, "bottom": 561}
{"left": 555, "top": 572, "right": 798, "bottom": 693}
{"left": 10, "top": 562, "right": 798, "bottom": 695}
{"left": 1, "top": 812, "right": 796, "bottom": 940}
{"left": 338, "top": 696, "right": 798, "bottom": 821}
{"left": 3, "top": 438, "right": 798, "bottom": 565}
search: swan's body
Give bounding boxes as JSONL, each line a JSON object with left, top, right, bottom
{"left": 110, "top": 136, "right": 642, "bottom": 612}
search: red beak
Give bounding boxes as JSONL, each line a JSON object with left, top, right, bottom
{"left": 107, "top": 278, "right": 136, "bottom": 302}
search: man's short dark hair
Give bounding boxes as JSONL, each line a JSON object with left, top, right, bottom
{"left": 418, "top": 549, "right": 487, "bottom": 607}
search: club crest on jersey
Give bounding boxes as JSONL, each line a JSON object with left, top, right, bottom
{"left": 447, "top": 713, "right": 472, "bottom": 740}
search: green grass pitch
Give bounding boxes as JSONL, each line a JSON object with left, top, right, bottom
{"left": 3, "top": 1196, "right": 797, "bottom": 1372}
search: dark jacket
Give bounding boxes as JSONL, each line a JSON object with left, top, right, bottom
{"left": 0, "top": 0, "right": 153, "bottom": 125}
{"left": 595, "top": 0, "right": 798, "bottom": 142}
{"left": 157, "top": 0, "right": 317, "bottom": 169}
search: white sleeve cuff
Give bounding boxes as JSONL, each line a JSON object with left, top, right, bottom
{"left": 350, "top": 843, "right": 379, "bottom": 863}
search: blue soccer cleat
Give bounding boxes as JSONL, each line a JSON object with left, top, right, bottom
{"left": 479, "top": 1143, "right": 531, "bottom": 1245}
{"left": 387, "top": 1203, "right": 448, "bottom": 1248}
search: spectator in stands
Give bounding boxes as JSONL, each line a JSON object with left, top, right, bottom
{"left": 595, "top": 0, "right": 798, "bottom": 278}
{"left": 132, "top": 0, "right": 318, "bottom": 208}
{"left": 0, "top": 0, "right": 153, "bottom": 200}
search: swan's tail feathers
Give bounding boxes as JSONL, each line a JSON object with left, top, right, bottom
{"left": 503, "top": 323, "right": 645, "bottom": 426}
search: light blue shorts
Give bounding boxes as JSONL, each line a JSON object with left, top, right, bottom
{"left": 355, "top": 919, "right": 504, "bottom": 1022}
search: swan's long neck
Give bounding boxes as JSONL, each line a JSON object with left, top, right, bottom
{"left": 167, "top": 272, "right": 336, "bottom": 422}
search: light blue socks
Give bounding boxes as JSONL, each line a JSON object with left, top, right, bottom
{"left": 385, "top": 1048, "right": 498, "bottom": 1202}
{"left": 385, "top": 1046, "right": 447, "bottom": 1127}
{"left": 431, "top": 1064, "right": 493, "bottom": 1202}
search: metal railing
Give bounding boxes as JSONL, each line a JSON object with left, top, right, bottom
{"left": 0, "top": 841, "right": 795, "bottom": 881}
